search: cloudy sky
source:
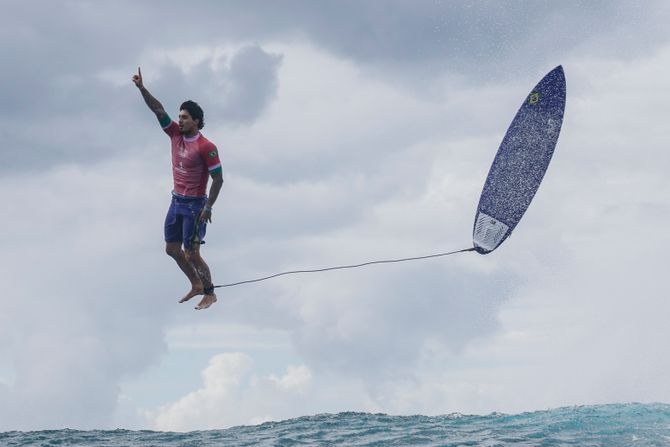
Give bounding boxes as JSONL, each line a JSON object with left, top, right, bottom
{"left": 1, "top": 0, "right": 669, "bottom": 432}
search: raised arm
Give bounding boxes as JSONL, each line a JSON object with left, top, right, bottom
{"left": 132, "top": 67, "right": 169, "bottom": 125}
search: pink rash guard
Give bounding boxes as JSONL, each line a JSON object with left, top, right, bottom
{"left": 163, "top": 120, "right": 222, "bottom": 197}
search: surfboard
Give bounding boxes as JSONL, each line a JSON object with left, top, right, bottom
{"left": 473, "top": 65, "right": 566, "bottom": 254}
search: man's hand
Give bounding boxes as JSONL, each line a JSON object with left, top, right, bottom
{"left": 132, "top": 67, "right": 144, "bottom": 89}
{"left": 199, "top": 208, "right": 213, "bottom": 224}
{"left": 132, "top": 67, "right": 168, "bottom": 121}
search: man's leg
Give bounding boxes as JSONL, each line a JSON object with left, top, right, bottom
{"left": 166, "top": 242, "right": 204, "bottom": 303}
{"left": 184, "top": 245, "right": 217, "bottom": 310}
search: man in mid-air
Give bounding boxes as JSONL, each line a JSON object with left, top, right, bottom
{"left": 132, "top": 67, "right": 223, "bottom": 310}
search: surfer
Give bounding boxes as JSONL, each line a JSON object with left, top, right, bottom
{"left": 132, "top": 67, "right": 223, "bottom": 310}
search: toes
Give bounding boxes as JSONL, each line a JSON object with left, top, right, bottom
{"left": 179, "top": 288, "right": 205, "bottom": 303}
{"left": 195, "top": 296, "right": 216, "bottom": 310}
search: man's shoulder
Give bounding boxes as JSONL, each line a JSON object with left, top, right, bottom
{"left": 163, "top": 120, "right": 180, "bottom": 138}
{"left": 196, "top": 134, "right": 221, "bottom": 165}
{"left": 198, "top": 134, "right": 218, "bottom": 150}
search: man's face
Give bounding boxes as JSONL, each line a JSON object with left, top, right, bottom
{"left": 178, "top": 110, "right": 199, "bottom": 135}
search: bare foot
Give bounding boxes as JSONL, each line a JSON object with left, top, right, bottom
{"left": 179, "top": 284, "right": 204, "bottom": 303}
{"left": 195, "top": 293, "right": 217, "bottom": 310}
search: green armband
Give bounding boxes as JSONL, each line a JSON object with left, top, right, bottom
{"left": 159, "top": 114, "right": 171, "bottom": 128}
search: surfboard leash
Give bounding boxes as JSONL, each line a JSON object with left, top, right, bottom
{"left": 213, "top": 247, "right": 476, "bottom": 289}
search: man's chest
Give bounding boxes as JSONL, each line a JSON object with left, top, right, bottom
{"left": 172, "top": 141, "right": 203, "bottom": 170}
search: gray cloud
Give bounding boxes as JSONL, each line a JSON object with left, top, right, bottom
{"left": 0, "top": 265, "right": 170, "bottom": 430}
{"left": 0, "top": 45, "right": 281, "bottom": 174}
{"left": 289, "top": 264, "right": 515, "bottom": 380}
{"left": 151, "top": 45, "right": 282, "bottom": 126}
{"left": 0, "top": 165, "right": 172, "bottom": 430}
{"left": 136, "top": 1, "right": 670, "bottom": 79}
{"left": 220, "top": 46, "right": 283, "bottom": 124}
{"left": 4, "top": 0, "right": 667, "bottom": 86}
{"left": 3, "top": 0, "right": 667, "bottom": 174}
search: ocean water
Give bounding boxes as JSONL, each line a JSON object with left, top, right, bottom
{"left": 2, "top": 403, "right": 670, "bottom": 446}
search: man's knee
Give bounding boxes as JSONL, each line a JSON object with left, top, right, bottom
{"left": 184, "top": 248, "right": 200, "bottom": 263}
{"left": 165, "top": 243, "right": 183, "bottom": 258}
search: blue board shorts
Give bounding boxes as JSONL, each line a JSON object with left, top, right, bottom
{"left": 164, "top": 193, "right": 207, "bottom": 250}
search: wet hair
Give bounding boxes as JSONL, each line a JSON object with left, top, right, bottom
{"left": 180, "top": 100, "right": 205, "bottom": 129}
